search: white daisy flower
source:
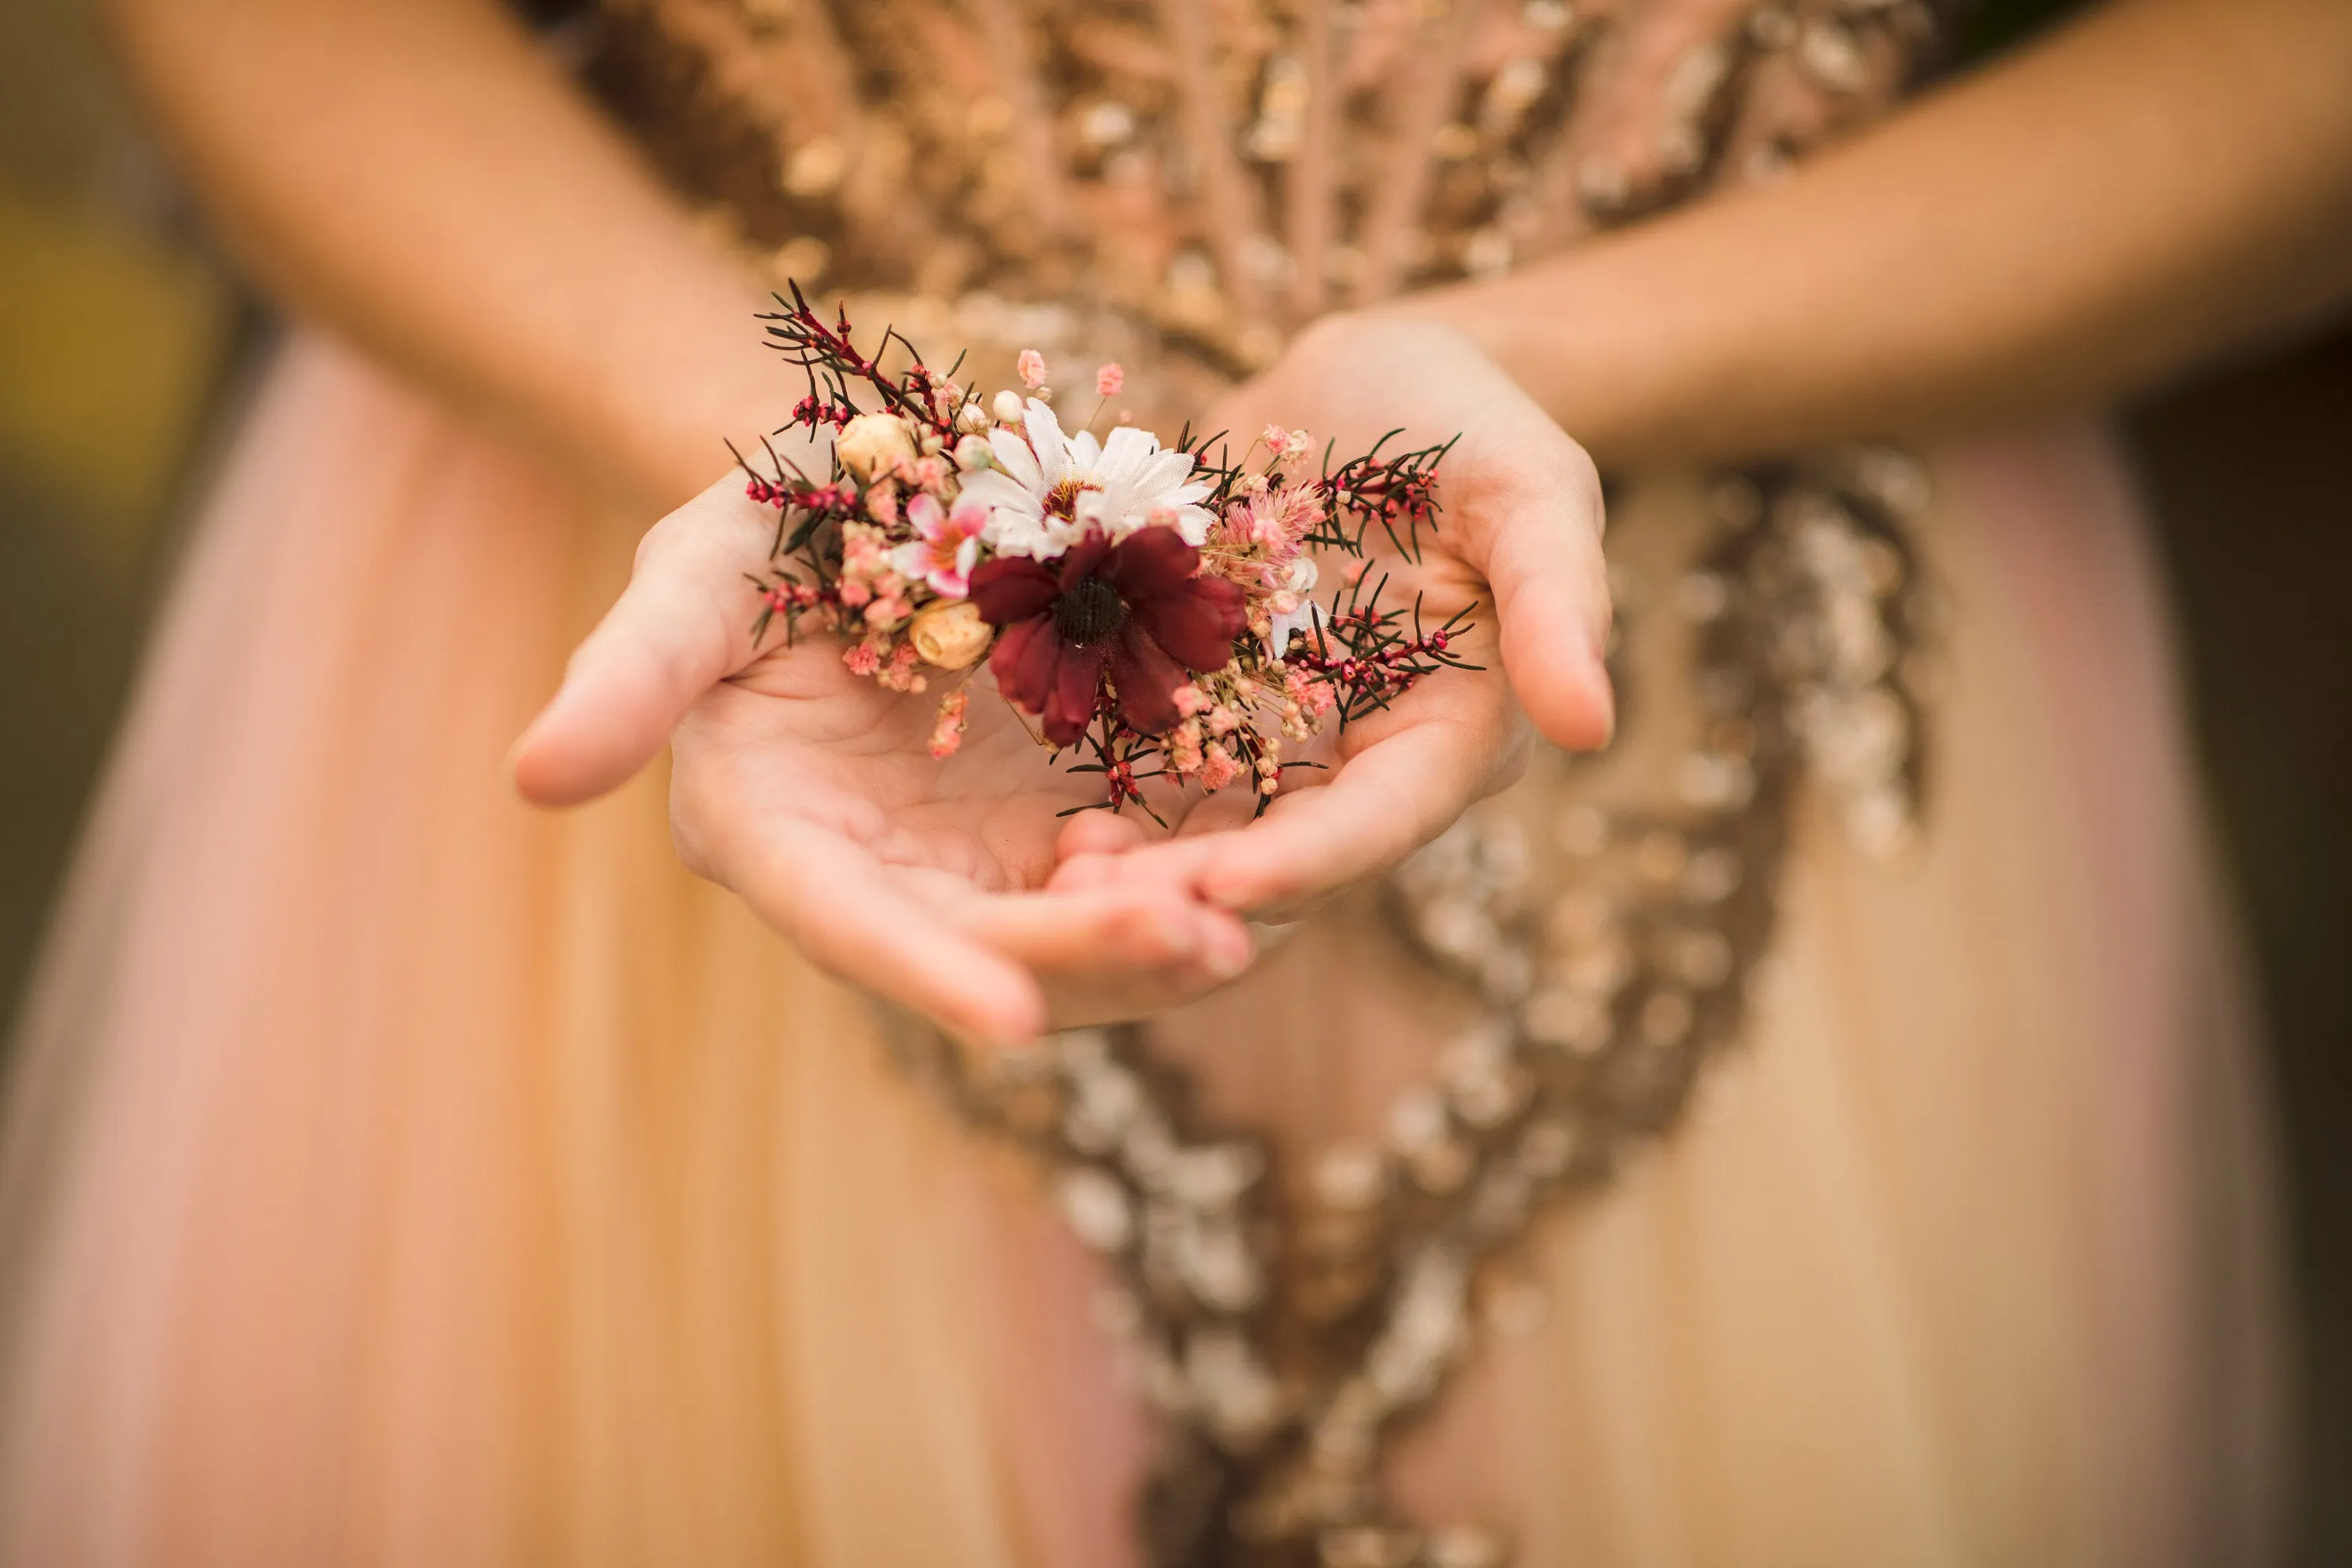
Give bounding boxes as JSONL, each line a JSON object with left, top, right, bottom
{"left": 956, "top": 397, "right": 1214, "bottom": 558}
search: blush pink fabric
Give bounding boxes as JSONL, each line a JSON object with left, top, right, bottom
{"left": 0, "top": 336, "right": 2286, "bottom": 1566}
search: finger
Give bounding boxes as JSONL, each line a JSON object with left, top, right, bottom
{"left": 1046, "top": 784, "right": 1261, "bottom": 893}
{"left": 1458, "top": 447, "right": 1617, "bottom": 752}
{"left": 723, "top": 815, "right": 1049, "bottom": 1047}
{"left": 944, "top": 884, "right": 1256, "bottom": 982}
{"left": 1106, "top": 719, "right": 1508, "bottom": 920}
{"left": 938, "top": 880, "right": 1258, "bottom": 1034}
{"left": 1049, "top": 842, "right": 1207, "bottom": 896}
{"left": 1054, "top": 811, "right": 1152, "bottom": 862}
{"left": 511, "top": 470, "right": 774, "bottom": 808}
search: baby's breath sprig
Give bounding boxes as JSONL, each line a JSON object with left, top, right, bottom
{"left": 717, "top": 296, "right": 1474, "bottom": 808}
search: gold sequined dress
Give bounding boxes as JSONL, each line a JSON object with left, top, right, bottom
{"left": 0, "top": 3, "right": 2289, "bottom": 1566}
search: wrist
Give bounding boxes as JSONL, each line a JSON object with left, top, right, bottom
{"left": 1369, "top": 251, "right": 1671, "bottom": 472}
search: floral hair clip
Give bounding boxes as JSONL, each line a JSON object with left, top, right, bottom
{"left": 738, "top": 284, "right": 1476, "bottom": 816}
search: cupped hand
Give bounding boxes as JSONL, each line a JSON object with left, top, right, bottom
{"left": 510, "top": 471, "right": 1256, "bottom": 1047}
{"left": 1048, "top": 315, "right": 1613, "bottom": 921}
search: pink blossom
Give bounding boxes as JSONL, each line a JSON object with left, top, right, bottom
{"left": 1170, "top": 720, "right": 1204, "bottom": 775}
{"left": 1200, "top": 743, "right": 1241, "bottom": 792}
{"left": 890, "top": 492, "right": 989, "bottom": 598}
{"left": 1261, "top": 424, "right": 1290, "bottom": 454}
{"left": 880, "top": 640, "right": 927, "bottom": 693}
{"left": 1173, "top": 684, "right": 1212, "bottom": 717}
{"left": 1096, "top": 361, "right": 1125, "bottom": 396}
{"left": 1018, "top": 349, "right": 1048, "bottom": 390}
{"left": 928, "top": 688, "right": 969, "bottom": 760}
{"left": 1224, "top": 485, "right": 1321, "bottom": 583}
{"left": 1284, "top": 666, "right": 1337, "bottom": 717}
{"left": 843, "top": 643, "right": 880, "bottom": 676}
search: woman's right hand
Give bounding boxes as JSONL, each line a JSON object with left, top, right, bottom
{"left": 508, "top": 471, "right": 1261, "bottom": 1048}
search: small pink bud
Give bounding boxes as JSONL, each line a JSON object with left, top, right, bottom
{"left": 1096, "top": 362, "right": 1125, "bottom": 396}
{"left": 1017, "top": 349, "right": 1048, "bottom": 390}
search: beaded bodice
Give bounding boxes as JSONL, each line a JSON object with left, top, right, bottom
{"left": 587, "top": 0, "right": 1953, "bottom": 407}
{"left": 576, "top": 4, "right": 1957, "bottom": 1564}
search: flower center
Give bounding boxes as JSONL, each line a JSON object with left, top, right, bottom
{"left": 1054, "top": 575, "right": 1129, "bottom": 646}
{"left": 1044, "top": 476, "right": 1100, "bottom": 522}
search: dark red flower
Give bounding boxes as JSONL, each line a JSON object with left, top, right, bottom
{"left": 968, "top": 528, "right": 1247, "bottom": 746}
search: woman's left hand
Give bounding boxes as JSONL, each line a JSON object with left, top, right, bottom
{"left": 1050, "top": 317, "right": 1613, "bottom": 921}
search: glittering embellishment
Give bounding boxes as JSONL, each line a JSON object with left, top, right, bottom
{"left": 587, "top": 4, "right": 1958, "bottom": 1561}
{"left": 873, "top": 449, "right": 1940, "bottom": 1568}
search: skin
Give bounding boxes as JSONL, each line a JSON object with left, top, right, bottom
{"left": 111, "top": 0, "right": 2352, "bottom": 1043}
{"left": 511, "top": 329, "right": 1614, "bottom": 1042}
{"left": 1405, "top": 0, "right": 2352, "bottom": 469}
{"left": 1048, "top": 319, "right": 1613, "bottom": 921}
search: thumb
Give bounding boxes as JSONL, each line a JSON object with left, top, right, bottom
{"left": 1466, "top": 446, "right": 1617, "bottom": 753}
{"left": 510, "top": 472, "right": 771, "bottom": 807}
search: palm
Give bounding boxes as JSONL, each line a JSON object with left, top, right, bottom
{"left": 676, "top": 637, "right": 1129, "bottom": 895}
{"left": 515, "top": 474, "right": 1255, "bottom": 1045}
{"left": 514, "top": 318, "right": 1607, "bottom": 1031}
{"left": 1051, "top": 317, "right": 1613, "bottom": 917}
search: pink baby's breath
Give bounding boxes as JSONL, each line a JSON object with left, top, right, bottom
{"left": 742, "top": 289, "right": 1465, "bottom": 814}
{"left": 928, "top": 688, "right": 969, "bottom": 760}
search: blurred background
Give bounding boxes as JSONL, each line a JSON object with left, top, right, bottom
{"left": 0, "top": 0, "right": 2344, "bottom": 1555}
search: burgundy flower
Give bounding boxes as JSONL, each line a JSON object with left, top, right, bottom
{"left": 969, "top": 528, "right": 1247, "bottom": 746}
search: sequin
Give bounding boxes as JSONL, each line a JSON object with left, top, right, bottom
{"left": 592, "top": 3, "right": 1956, "bottom": 1559}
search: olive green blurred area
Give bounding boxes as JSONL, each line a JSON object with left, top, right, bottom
{"left": 0, "top": 0, "right": 2346, "bottom": 1559}
{"left": 0, "top": 0, "right": 247, "bottom": 1014}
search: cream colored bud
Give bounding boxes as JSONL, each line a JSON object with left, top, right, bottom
{"left": 909, "top": 600, "right": 993, "bottom": 670}
{"left": 955, "top": 398, "right": 990, "bottom": 434}
{"left": 953, "top": 433, "right": 994, "bottom": 470}
{"left": 991, "top": 390, "right": 1025, "bottom": 424}
{"left": 833, "top": 412, "right": 917, "bottom": 481}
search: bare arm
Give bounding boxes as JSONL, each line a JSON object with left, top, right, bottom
{"left": 1404, "top": 0, "right": 2352, "bottom": 469}
{"left": 106, "top": 0, "right": 786, "bottom": 510}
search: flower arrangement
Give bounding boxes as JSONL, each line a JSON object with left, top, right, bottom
{"left": 739, "top": 285, "right": 1475, "bottom": 815}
